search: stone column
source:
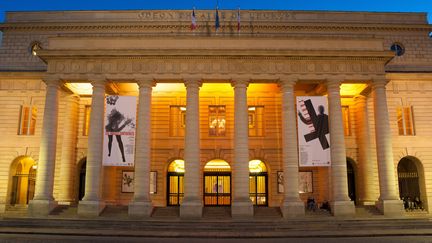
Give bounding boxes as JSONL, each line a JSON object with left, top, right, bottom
{"left": 129, "top": 79, "right": 154, "bottom": 218}
{"left": 78, "top": 78, "right": 106, "bottom": 216}
{"left": 231, "top": 79, "right": 253, "bottom": 218}
{"left": 327, "top": 79, "right": 355, "bottom": 216}
{"left": 279, "top": 80, "right": 305, "bottom": 218}
{"left": 28, "top": 77, "right": 60, "bottom": 216}
{"left": 354, "top": 95, "right": 376, "bottom": 205}
{"left": 58, "top": 95, "right": 80, "bottom": 205}
{"left": 180, "top": 79, "right": 203, "bottom": 218}
{"left": 372, "top": 79, "right": 403, "bottom": 216}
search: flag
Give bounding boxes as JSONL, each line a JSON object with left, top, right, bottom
{"left": 191, "top": 8, "right": 197, "bottom": 30}
{"left": 237, "top": 8, "right": 241, "bottom": 32}
{"left": 215, "top": 7, "right": 220, "bottom": 31}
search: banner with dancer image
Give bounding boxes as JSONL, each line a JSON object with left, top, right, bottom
{"left": 103, "top": 96, "right": 137, "bottom": 166}
{"left": 296, "top": 96, "right": 331, "bottom": 167}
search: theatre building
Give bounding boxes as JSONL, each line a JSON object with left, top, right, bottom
{"left": 0, "top": 10, "right": 431, "bottom": 218}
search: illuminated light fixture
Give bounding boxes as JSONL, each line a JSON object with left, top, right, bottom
{"left": 340, "top": 83, "right": 368, "bottom": 97}
{"left": 65, "top": 83, "right": 93, "bottom": 95}
{"left": 32, "top": 164, "right": 38, "bottom": 170}
{"left": 171, "top": 159, "right": 185, "bottom": 173}
{"left": 180, "top": 106, "right": 187, "bottom": 111}
{"left": 248, "top": 107, "right": 256, "bottom": 111}
{"left": 204, "top": 159, "right": 231, "bottom": 172}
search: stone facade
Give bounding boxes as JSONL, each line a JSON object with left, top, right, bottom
{"left": 0, "top": 10, "right": 431, "bottom": 218}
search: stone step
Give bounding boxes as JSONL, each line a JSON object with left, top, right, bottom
{"left": 253, "top": 207, "right": 283, "bottom": 218}
{"left": 151, "top": 207, "right": 179, "bottom": 218}
{"left": 203, "top": 206, "right": 231, "bottom": 218}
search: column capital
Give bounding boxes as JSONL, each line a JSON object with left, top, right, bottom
{"left": 136, "top": 79, "right": 156, "bottom": 89}
{"left": 279, "top": 79, "right": 297, "bottom": 92}
{"left": 184, "top": 79, "right": 202, "bottom": 89}
{"left": 371, "top": 78, "right": 388, "bottom": 90}
{"left": 326, "top": 78, "right": 342, "bottom": 90}
{"left": 42, "top": 76, "right": 61, "bottom": 88}
{"left": 354, "top": 94, "right": 367, "bottom": 103}
{"left": 231, "top": 79, "right": 249, "bottom": 88}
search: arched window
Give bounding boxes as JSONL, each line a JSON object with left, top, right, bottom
{"left": 167, "top": 159, "right": 184, "bottom": 206}
{"left": 249, "top": 160, "right": 268, "bottom": 206}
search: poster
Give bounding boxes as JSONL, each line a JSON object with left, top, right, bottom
{"left": 122, "top": 171, "right": 134, "bottom": 193}
{"left": 296, "top": 96, "right": 331, "bottom": 167}
{"left": 103, "top": 95, "right": 137, "bottom": 166}
{"left": 298, "top": 172, "right": 313, "bottom": 193}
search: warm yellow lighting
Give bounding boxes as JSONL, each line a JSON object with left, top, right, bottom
{"left": 180, "top": 106, "right": 187, "bottom": 111}
{"left": 65, "top": 83, "right": 93, "bottom": 95}
{"left": 340, "top": 83, "right": 368, "bottom": 97}
{"left": 168, "top": 159, "right": 185, "bottom": 173}
{"left": 249, "top": 160, "right": 267, "bottom": 173}
{"left": 248, "top": 107, "right": 256, "bottom": 111}
{"left": 32, "top": 164, "right": 38, "bottom": 170}
{"left": 204, "top": 159, "right": 231, "bottom": 172}
{"left": 153, "top": 83, "right": 186, "bottom": 92}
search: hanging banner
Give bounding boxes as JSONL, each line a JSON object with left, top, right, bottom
{"left": 103, "top": 95, "right": 137, "bottom": 166}
{"left": 296, "top": 96, "right": 331, "bottom": 167}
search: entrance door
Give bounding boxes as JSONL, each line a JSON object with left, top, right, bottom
{"left": 166, "top": 159, "right": 185, "bottom": 206}
{"left": 249, "top": 160, "right": 268, "bottom": 206}
{"left": 249, "top": 173, "right": 267, "bottom": 206}
{"left": 203, "top": 159, "right": 231, "bottom": 206}
{"left": 346, "top": 160, "right": 356, "bottom": 203}
{"left": 204, "top": 173, "right": 231, "bottom": 206}
{"left": 78, "top": 160, "right": 86, "bottom": 201}
{"left": 167, "top": 173, "right": 184, "bottom": 206}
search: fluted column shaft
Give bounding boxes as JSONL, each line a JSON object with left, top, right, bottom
{"left": 33, "top": 79, "right": 60, "bottom": 201}
{"left": 327, "top": 80, "right": 351, "bottom": 202}
{"left": 180, "top": 79, "right": 202, "bottom": 218}
{"left": 233, "top": 80, "right": 250, "bottom": 201}
{"left": 82, "top": 80, "right": 106, "bottom": 202}
{"left": 354, "top": 95, "right": 375, "bottom": 204}
{"left": 58, "top": 95, "right": 79, "bottom": 203}
{"left": 373, "top": 80, "right": 399, "bottom": 201}
{"left": 132, "top": 80, "right": 153, "bottom": 202}
{"left": 281, "top": 81, "right": 301, "bottom": 202}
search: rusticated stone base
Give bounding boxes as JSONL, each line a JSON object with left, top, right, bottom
{"left": 281, "top": 201, "right": 305, "bottom": 219}
{"left": 77, "top": 200, "right": 106, "bottom": 217}
{"left": 331, "top": 200, "right": 355, "bottom": 217}
{"left": 376, "top": 199, "right": 404, "bottom": 217}
{"left": 128, "top": 201, "right": 153, "bottom": 218}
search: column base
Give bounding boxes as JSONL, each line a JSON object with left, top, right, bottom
{"left": 128, "top": 200, "right": 153, "bottom": 218}
{"left": 231, "top": 198, "right": 253, "bottom": 219}
{"left": 281, "top": 200, "right": 305, "bottom": 219}
{"left": 77, "top": 200, "right": 106, "bottom": 217}
{"left": 331, "top": 200, "right": 355, "bottom": 217}
{"left": 180, "top": 198, "right": 202, "bottom": 219}
{"left": 376, "top": 199, "right": 404, "bottom": 217}
{"left": 28, "top": 199, "right": 58, "bottom": 217}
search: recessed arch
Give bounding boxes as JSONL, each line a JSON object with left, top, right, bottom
{"left": 249, "top": 159, "right": 268, "bottom": 206}
{"left": 397, "top": 156, "right": 427, "bottom": 211}
{"left": 7, "top": 156, "right": 36, "bottom": 206}
{"left": 203, "top": 159, "right": 231, "bottom": 206}
{"left": 167, "top": 159, "right": 184, "bottom": 206}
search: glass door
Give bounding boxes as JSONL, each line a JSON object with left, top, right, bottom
{"left": 204, "top": 173, "right": 231, "bottom": 206}
{"left": 249, "top": 173, "right": 268, "bottom": 206}
{"left": 167, "top": 173, "right": 184, "bottom": 206}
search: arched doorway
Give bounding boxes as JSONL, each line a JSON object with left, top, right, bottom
{"left": 249, "top": 160, "right": 268, "bottom": 206}
{"left": 203, "top": 159, "right": 231, "bottom": 206}
{"left": 167, "top": 159, "right": 184, "bottom": 206}
{"left": 77, "top": 158, "right": 86, "bottom": 201}
{"left": 398, "top": 157, "right": 424, "bottom": 210}
{"left": 346, "top": 159, "right": 356, "bottom": 204}
{"left": 9, "top": 156, "right": 36, "bottom": 205}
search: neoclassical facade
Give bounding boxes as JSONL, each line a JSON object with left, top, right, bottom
{"left": 0, "top": 10, "right": 431, "bottom": 218}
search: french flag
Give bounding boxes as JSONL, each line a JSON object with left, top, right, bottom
{"left": 191, "top": 8, "right": 197, "bottom": 30}
{"left": 237, "top": 7, "right": 241, "bottom": 32}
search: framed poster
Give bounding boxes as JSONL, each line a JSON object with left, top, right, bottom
{"left": 122, "top": 171, "right": 134, "bottom": 193}
{"left": 277, "top": 171, "right": 284, "bottom": 193}
{"left": 103, "top": 95, "right": 137, "bottom": 167}
{"left": 150, "top": 171, "right": 157, "bottom": 194}
{"left": 296, "top": 96, "right": 331, "bottom": 167}
{"left": 298, "top": 171, "right": 313, "bottom": 193}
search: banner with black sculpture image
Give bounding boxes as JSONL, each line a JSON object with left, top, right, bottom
{"left": 103, "top": 95, "right": 137, "bottom": 166}
{"left": 296, "top": 96, "right": 331, "bottom": 167}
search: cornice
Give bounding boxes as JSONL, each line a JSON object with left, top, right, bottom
{"left": 1, "top": 22, "right": 431, "bottom": 33}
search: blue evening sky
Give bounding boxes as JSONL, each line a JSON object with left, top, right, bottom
{"left": 0, "top": 0, "right": 431, "bottom": 23}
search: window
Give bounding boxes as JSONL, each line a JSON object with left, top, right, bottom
{"left": 341, "top": 106, "right": 351, "bottom": 136}
{"left": 209, "top": 106, "right": 226, "bottom": 136}
{"left": 83, "top": 105, "right": 91, "bottom": 136}
{"left": 170, "top": 106, "right": 186, "bottom": 137}
{"left": 248, "top": 106, "right": 264, "bottom": 136}
{"left": 397, "top": 106, "right": 415, "bottom": 136}
{"left": 19, "top": 106, "right": 37, "bottom": 135}
{"left": 390, "top": 43, "right": 405, "bottom": 56}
